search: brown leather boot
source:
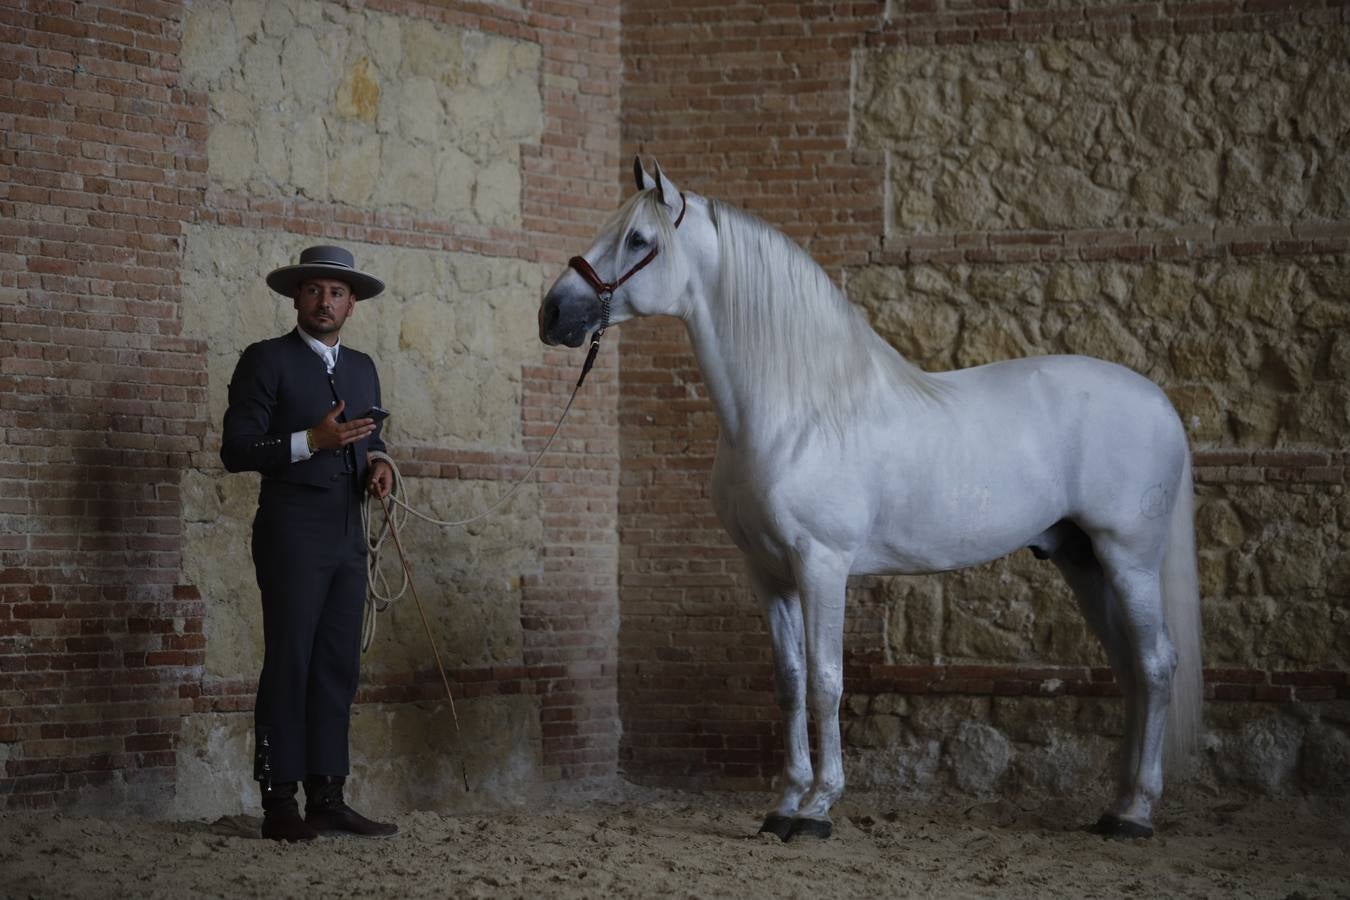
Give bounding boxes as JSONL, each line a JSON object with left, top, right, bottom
{"left": 304, "top": 775, "right": 398, "bottom": 839}
{"left": 260, "top": 782, "right": 318, "bottom": 842}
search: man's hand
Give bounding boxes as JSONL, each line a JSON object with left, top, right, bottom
{"left": 308, "top": 400, "right": 375, "bottom": 451}
{"left": 367, "top": 458, "right": 393, "bottom": 499}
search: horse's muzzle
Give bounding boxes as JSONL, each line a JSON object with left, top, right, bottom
{"left": 538, "top": 289, "right": 594, "bottom": 348}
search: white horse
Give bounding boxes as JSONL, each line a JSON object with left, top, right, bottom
{"left": 539, "top": 159, "right": 1202, "bottom": 842}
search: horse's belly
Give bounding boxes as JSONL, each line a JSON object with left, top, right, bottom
{"left": 858, "top": 504, "right": 1058, "bottom": 574}
{"left": 857, "top": 448, "right": 1071, "bottom": 575}
{"left": 715, "top": 428, "right": 1067, "bottom": 579}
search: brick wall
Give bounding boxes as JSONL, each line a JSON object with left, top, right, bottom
{"left": 0, "top": 0, "right": 210, "bottom": 810}
{"left": 618, "top": 0, "right": 1349, "bottom": 791}
{"left": 1, "top": 0, "right": 624, "bottom": 811}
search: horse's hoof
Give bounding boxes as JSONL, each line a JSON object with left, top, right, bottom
{"left": 786, "top": 817, "right": 833, "bottom": 841}
{"left": 758, "top": 814, "right": 794, "bottom": 842}
{"left": 1086, "top": 813, "right": 1153, "bottom": 840}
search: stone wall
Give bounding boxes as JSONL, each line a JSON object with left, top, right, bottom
{"left": 182, "top": 0, "right": 541, "bottom": 227}
{"left": 619, "top": 0, "right": 1349, "bottom": 799}
{"left": 855, "top": 29, "right": 1350, "bottom": 233}
{"left": 2, "top": 0, "right": 624, "bottom": 814}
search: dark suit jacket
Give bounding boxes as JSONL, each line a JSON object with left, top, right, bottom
{"left": 221, "top": 329, "right": 386, "bottom": 490}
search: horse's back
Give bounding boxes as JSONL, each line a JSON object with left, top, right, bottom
{"left": 935, "top": 354, "right": 1184, "bottom": 459}
{"left": 936, "top": 354, "right": 1171, "bottom": 412}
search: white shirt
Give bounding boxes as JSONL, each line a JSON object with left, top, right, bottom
{"left": 289, "top": 327, "right": 341, "bottom": 462}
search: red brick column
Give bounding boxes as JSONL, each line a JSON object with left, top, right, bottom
{"left": 0, "top": 1, "right": 209, "bottom": 808}
{"left": 619, "top": 0, "right": 888, "bottom": 786}
{"left": 518, "top": 0, "right": 624, "bottom": 784}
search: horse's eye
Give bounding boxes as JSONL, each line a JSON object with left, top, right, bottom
{"left": 628, "top": 231, "right": 648, "bottom": 251}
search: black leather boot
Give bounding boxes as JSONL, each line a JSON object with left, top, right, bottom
{"left": 260, "top": 781, "right": 318, "bottom": 842}
{"left": 304, "top": 775, "right": 398, "bottom": 838}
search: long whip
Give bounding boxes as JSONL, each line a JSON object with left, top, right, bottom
{"left": 376, "top": 490, "right": 471, "bottom": 792}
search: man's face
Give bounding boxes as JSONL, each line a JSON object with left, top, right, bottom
{"left": 294, "top": 278, "right": 355, "bottom": 343}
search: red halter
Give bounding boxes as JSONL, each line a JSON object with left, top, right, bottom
{"left": 565, "top": 191, "right": 687, "bottom": 388}
{"left": 567, "top": 192, "right": 688, "bottom": 332}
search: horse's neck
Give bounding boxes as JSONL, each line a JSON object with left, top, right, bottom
{"left": 682, "top": 301, "right": 748, "bottom": 444}
{"left": 682, "top": 300, "right": 880, "bottom": 454}
{"left": 681, "top": 201, "right": 939, "bottom": 451}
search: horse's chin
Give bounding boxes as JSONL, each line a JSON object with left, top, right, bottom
{"left": 538, "top": 326, "right": 590, "bottom": 348}
{"left": 553, "top": 308, "right": 603, "bottom": 346}
{"left": 545, "top": 320, "right": 592, "bottom": 347}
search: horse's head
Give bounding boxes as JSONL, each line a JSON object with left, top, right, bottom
{"left": 539, "top": 158, "right": 700, "bottom": 347}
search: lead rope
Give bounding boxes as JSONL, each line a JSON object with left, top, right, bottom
{"left": 360, "top": 323, "right": 607, "bottom": 648}
{"left": 359, "top": 324, "right": 610, "bottom": 790}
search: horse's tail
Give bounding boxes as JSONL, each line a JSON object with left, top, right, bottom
{"left": 1163, "top": 442, "right": 1203, "bottom": 776}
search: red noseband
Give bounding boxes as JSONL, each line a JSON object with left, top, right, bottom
{"left": 567, "top": 192, "right": 687, "bottom": 306}
{"left": 565, "top": 191, "right": 687, "bottom": 389}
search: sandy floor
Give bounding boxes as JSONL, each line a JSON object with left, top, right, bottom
{"left": 2, "top": 787, "right": 1346, "bottom": 899}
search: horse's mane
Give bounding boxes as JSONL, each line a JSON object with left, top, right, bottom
{"left": 707, "top": 199, "right": 944, "bottom": 437}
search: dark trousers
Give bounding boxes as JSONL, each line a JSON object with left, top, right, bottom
{"left": 251, "top": 479, "right": 365, "bottom": 785}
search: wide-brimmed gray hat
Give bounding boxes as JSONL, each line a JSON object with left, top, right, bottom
{"left": 266, "top": 245, "right": 385, "bottom": 301}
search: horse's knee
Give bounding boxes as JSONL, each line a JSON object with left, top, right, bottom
{"left": 806, "top": 668, "right": 842, "bottom": 713}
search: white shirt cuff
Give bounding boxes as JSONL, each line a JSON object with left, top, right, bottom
{"left": 290, "top": 430, "right": 313, "bottom": 463}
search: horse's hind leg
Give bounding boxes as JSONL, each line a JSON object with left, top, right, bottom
{"left": 1097, "top": 540, "right": 1176, "bottom": 837}
{"left": 1050, "top": 526, "right": 1154, "bottom": 838}
{"left": 1058, "top": 525, "right": 1176, "bottom": 838}
{"left": 748, "top": 566, "right": 812, "bottom": 841}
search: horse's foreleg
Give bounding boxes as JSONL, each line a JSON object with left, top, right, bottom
{"left": 750, "top": 569, "right": 811, "bottom": 841}
{"left": 784, "top": 549, "right": 850, "bottom": 840}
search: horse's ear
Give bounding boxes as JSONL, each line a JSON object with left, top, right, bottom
{"left": 652, "top": 160, "right": 679, "bottom": 209}
{"left": 633, "top": 156, "right": 651, "bottom": 192}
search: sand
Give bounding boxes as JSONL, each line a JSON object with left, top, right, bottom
{"left": 2, "top": 787, "right": 1346, "bottom": 899}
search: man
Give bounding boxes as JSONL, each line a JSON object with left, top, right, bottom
{"left": 221, "top": 245, "right": 398, "bottom": 842}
